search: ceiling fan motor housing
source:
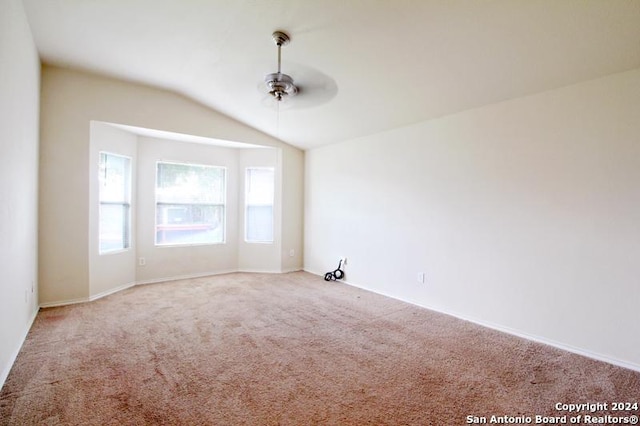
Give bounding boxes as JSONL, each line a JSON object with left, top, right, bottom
{"left": 265, "top": 72, "right": 298, "bottom": 101}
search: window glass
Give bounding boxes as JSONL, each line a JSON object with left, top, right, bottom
{"left": 156, "top": 162, "right": 226, "bottom": 246}
{"left": 245, "top": 167, "right": 274, "bottom": 243}
{"left": 99, "top": 152, "right": 131, "bottom": 253}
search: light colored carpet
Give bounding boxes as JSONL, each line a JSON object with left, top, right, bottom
{"left": 1, "top": 272, "right": 638, "bottom": 425}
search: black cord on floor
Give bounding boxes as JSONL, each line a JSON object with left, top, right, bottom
{"left": 324, "top": 260, "right": 345, "bottom": 281}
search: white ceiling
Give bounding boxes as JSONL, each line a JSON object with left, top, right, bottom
{"left": 23, "top": 0, "right": 640, "bottom": 150}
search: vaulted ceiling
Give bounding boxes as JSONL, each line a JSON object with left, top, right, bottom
{"left": 23, "top": 0, "right": 640, "bottom": 150}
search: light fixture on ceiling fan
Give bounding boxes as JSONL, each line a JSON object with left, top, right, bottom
{"left": 264, "top": 31, "right": 298, "bottom": 102}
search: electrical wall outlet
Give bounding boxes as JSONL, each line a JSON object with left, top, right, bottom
{"left": 417, "top": 272, "right": 425, "bottom": 284}
{"left": 340, "top": 257, "right": 348, "bottom": 265}
{"left": 138, "top": 257, "right": 146, "bottom": 266}
{"left": 289, "top": 249, "right": 295, "bottom": 257}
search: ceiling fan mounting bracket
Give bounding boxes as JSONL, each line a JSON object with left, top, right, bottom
{"left": 272, "top": 31, "right": 291, "bottom": 47}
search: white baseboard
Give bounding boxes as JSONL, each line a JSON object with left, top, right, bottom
{"left": 0, "top": 307, "right": 38, "bottom": 390}
{"left": 280, "top": 267, "right": 304, "bottom": 273}
{"left": 89, "top": 281, "right": 136, "bottom": 302}
{"left": 135, "top": 269, "right": 238, "bottom": 286}
{"left": 438, "top": 310, "right": 640, "bottom": 373}
{"left": 40, "top": 271, "right": 237, "bottom": 307}
{"left": 41, "top": 269, "right": 306, "bottom": 308}
{"left": 304, "top": 269, "right": 640, "bottom": 373}
{"left": 40, "top": 296, "right": 91, "bottom": 308}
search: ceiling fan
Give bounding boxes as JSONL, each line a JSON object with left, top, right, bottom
{"left": 264, "top": 31, "right": 298, "bottom": 102}
{"left": 260, "top": 30, "right": 337, "bottom": 109}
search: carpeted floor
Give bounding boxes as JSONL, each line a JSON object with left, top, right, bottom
{"left": 1, "top": 272, "right": 638, "bottom": 425}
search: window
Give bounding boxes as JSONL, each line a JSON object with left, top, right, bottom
{"left": 156, "top": 161, "right": 226, "bottom": 246}
{"left": 245, "top": 167, "right": 274, "bottom": 243}
{"left": 99, "top": 152, "right": 131, "bottom": 254}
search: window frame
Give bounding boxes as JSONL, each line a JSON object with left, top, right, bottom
{"left": 98, "top": 151, "right": 132, "bottom": 255}
{"left": 154, "top": 160, "right": 227, "bottom": 247}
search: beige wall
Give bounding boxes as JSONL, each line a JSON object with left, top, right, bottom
{"left": 237, "top": 148, "right": 282, "bottom": 272}
{"left": 0, "top": 0, "right": 41, "bottom": 387}
{"left": 88, "top": 126, "right": 283, "bottom": 293}
{"left": 89, "top": 122, "right": 138, "bottom": 297}
{"left": 39, "top": 66, "right": 304, "bottom": 306}
{"left": 281, "top": 148, "right": 305, "bottom": 272}
{"left": 305, "top": 68, "right": 640, "bottom": 370}
{"left": 135, "top": 137, "right": 241, "bottom": 282}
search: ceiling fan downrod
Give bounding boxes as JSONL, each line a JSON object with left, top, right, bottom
{"left": 265, "top": 31, "right": 298, "bottom": 102}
